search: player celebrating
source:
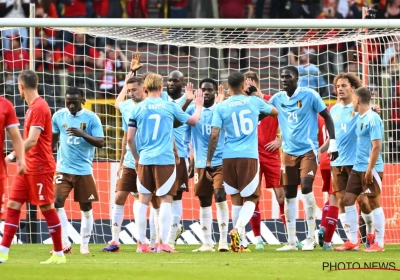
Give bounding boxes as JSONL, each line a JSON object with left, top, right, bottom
{"left": 243, "top": 71, "right": 288, "bottom": 250}
{"left": 0, "top": 97, "right": 25, "bottom": 220}
{"left": 127, "top": 73, "right": 204, "bottom": 253}
{"left": 335, "top": 87, "right": 385, "bottom": 252}
{"left": 187, "top": 78, "right": 229, "bottom": 252}
{"left": 165, "top": 70, "right": 193, "bottom": 248}
{"left": 207, "top": 71, "right": 278, "bottom": 252}
{"left": 52, "top": 87, "right": 104, "bottom": 255}
{"left": 0, "top": 70, "right": 65, "bottom": 264}
{"left": 270, "top": 66, "right": 338, "bottom": 251}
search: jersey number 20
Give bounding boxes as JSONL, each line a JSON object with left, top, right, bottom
{"left": 232, "top": 109, "right": 253, "bottom": 137}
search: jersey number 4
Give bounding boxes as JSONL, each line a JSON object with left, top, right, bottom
{"left": 149, "top": 114, "right": 161, "bottom": 140}
{"left": 232, "top": 109, "right": 254, "bottom": 137}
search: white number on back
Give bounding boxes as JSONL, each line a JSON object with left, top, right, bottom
{"left": 341, "top": 123, "right": 347, "bottom": 133}
{"left": 54, "top": 174, "right": 63, "bottom": 184}
{"left": 67, "top": 136, "right": 80, "bottom": 145}
{"left": 232, "top": 109, "right": 253, "bottom": 137}
{"left": 201, "top": 124, "right": 212, "bottom": 135}
{"left": 148, "top": 114, "right": 161, "bottom": 140}
{"left": 287, "top": 112, "right": 298, "bottom": 123}
{"left": 194, "top": 173, "right": 199, "bottom": 184}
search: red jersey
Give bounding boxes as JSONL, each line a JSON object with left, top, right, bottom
{"left": 3, "top": 49, "right": 29, "bottom": 71}
{"left": 218, "top": 0, "right": 252, "bottom": 18}
{"left": 24, "top": 97, "right": 55, "bottom": 175}
{"left": 0, "top": 97, "right": 20, "bottom": 180}
{"left": 258, "top": 94, "right": 280, "bottom": 161}
{"left": 318, "top": 113, "right": 330, "bottom": 170}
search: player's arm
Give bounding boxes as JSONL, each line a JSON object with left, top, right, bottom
{"left": 66, "top": 128, "right": 104, "bottom": 148}
{"left": 365, "top": 117, "right": 383, "bottom": 184}
{"left": 206, "top": 127, "right": 220, "bottom": 167}
{"left": 127, "top": 126, "right": 139, "bottom": 163}
{"left": 173, "top": 138, "right": 180, "bottom": 164}
{"left": 52, "top": 133, "right": 60, "bottom": 152}
{"left": 319, "top": 109, "right": 338, "bottom": 161}
{"left": 185, "top": 90, "right": 204, "bottom": 126}
{"left": 120, "top": 132, "right": 127, "bottom": 167}
{"left": 6, "top": 126, "right": 26, "bottom": 174}
{"left": 181, "top": 82, "right": 194, "bottom": 112}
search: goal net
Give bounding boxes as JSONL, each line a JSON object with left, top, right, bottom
{"left": 1, "top": 18, "right": 400, "bottom": 245}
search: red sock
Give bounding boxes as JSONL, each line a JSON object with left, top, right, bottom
{"left": 250, "top": 202, "right": 261, "bottom": 237}
{"left": 321, "top": 200, "right": 330, "bottom": 228}
{"left": 1, "top": 208, "right": 21, "bottom": 248}
{"left": 42, "top": 208, "right": 62, "bottom": 252}
{"left": 324, "top": 206, "right": 339, "bottom": 243}
{"left": 278, "top": 202, "right": 286, "bottom": 225}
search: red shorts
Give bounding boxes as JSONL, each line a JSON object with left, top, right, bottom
{"left": 259, "top": 160, "right": 282, "bottom": 188}
{"left": 9, "top": 173, "right": 54, "bottom": 206}
{"left": 321, "top": 169, "right": 334, "bottom": 194}
{"left": 0, "top": 179, "right": 5, "bottom": 215}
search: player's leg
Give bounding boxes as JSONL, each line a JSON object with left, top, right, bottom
{"left": 250, "top": 170, "right": 263, "bottom": 250}
{"left": 299, "top": 151, "right": 319, "bottom": 251}
{"left": 363, "top": 172, "right": 384, "bottom": 252}
{"left": 277, "top": 153, "right": 301, "bottom": 251}
{"left": 149, "top": 195, "right": 160, "bottom": 251}
{"left": 0, "top": 175, "right": 26, "bottom": 263}
{"left": 154, "top": 164, "right": 178, "bottom": 253}
{"left": 73, "top": 174, "right": 99, "bottom": 254}
{"left": 358, "top": 194, "right": 374, "bottom": 247}
{"left": 135, "top": 164, "right": 156, "bottom": 253}
{"left": 34, "top": 173, "right": 66, "bottom": 264}
{"left": 53, "top": 172, "right": 73, "bottom": 253}
{"left": 334, "top": 170, "right": 363, "bottom": 251}
{"left": 214, "top": 187, "right": 229, "bottom": 252}
{"left": 0, "top": 179, "right": 4, "bottom": 221}
{"left": 167, "top": 157, "right": 188, "bottom": 248}
{"left": 192, "top": 168, "right": 215, "bottom": 252}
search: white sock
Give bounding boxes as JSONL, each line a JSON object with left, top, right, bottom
{"left": 56, "top": 208, "right": 70, "bottom": 245}
{"left": 154, "top": 207, "right": 160, "bottom": 244}
{"left": 361, "top": 211, "right": 374, "bottom": 235}
{"left": 167, "top": 200, "right": 182, "bottom": 243}
{"left": 160, "top": 202, "right": 172, "bottom": 244}
{"left": 285, "top": 198, "right": 297, "bottom": 245}
{"left": 200, "top": 206, "right": 213, "bottom": 245}
{"left": 257, "top": 236, "right": 263, "bottom": 243}
{"left": 81, "top": 210, "right": 93, "bottom": 247}
{"left": 135, "top": 202, "right": 148, "bottom": 244}
{"left": 345, "top": 205, "right": 358, "bottom": 244}
{"left": 338, "top": 213, "right": 348, "bottom": 238}
{"left": 232, "top": 205, "right": 242, "bottom": 230}
{"left": 302, "top": 192, "right": 316, "bottom": 239}
{"left": 54, "top": 251, "right": 64, "bottom": 257}
{"left": 149, "top": 207, "right": 156, "bottom": 247}
{"left": 0, "top": 245, "right": 9, "bottom": 255}
{"left": 111, "top": 204, "right": 124, "bottom": 243}
{"left": 133, "top": 199, "right": 140, "bottom": 221}
{"left": 372, "top": 207, "right": 385, "bottom": 247}
{"left": 216, "top": 201, "right": 229, "bottom": 244}
{"left": 235, "top": 201, "right": 256, "bottom": 247}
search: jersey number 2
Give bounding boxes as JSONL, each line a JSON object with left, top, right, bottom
{"left": 232, "top": 109, "right": 253, "bottom": 137}
{"left": 149, "top": 114, "right": 161, "bottom": 140}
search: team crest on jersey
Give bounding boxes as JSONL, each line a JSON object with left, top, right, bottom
{"left": 351, "top": 111, "right": 356, "bottom": 118}
{"left": 80, "top": 123, "right": 87, "bottom": 130}
{"left": 62, "top": 123, "right": 68, "bottom": 128}
{"left": 297, "top": 100, "right": 302, "bottom": 108}
{"left": 360, "top": 123, "right": 364, "bottom": 130}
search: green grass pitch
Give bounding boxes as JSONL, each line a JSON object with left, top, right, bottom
{"left": 1, "top": 244, "right": 400, "bottom": 280}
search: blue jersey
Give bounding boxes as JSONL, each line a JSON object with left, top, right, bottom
{"left": 129, "top": 97, "right": 190, "bottom": 165}
{"left": 187, "top": 104, "right": 224, "bottom": 168}
{"left": 353, "top": 110, "right": 384, "bottom": 173}
{"left": 120, "top": 102, "right": 138, "bottom": 169}
{"left": 169, "top": 94, "right": 190, "bottom": 158}
{"left": 270, "top": 87, "right": 326, "bottom": 156}
{"left": 211, "top": 94, "right": 273, "bottom": 159}
{"left": 119, "top": 99, "right": 133, "bottom": 112}
{"left": 52, "top": 108, "right": 104, "bottom": 175}
{"left": 330, "top": 103, "right": 358, "bottom": 167}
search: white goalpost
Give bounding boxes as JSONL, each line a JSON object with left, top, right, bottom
{"left": 1, "top": 17, "right": 400, "bottom": 245}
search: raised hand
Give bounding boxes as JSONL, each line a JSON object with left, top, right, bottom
{"left": 185, "top": 82, "right": 194, "bottom": 101}
{"left": 216, "top": 84, "right": 226, "bottom": 104}
{"left": 194, "top": 88, "right": 204, "bottom": 107}
{"left": 130, "top": 52, "right": 142, "bottom": 72}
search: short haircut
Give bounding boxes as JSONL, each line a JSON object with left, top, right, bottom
{"left": 354, "top": 87, "right": 371, "bottom": 104}
{"left": 127, "top": 76, "right": 143, "bottom": 86}
{"left": 282, "top": 66, "right": 299, "bottom": 79}
{"left": 144, "top": 73, "right": 163, "bottom": 92}
{"left": 333, "top": 72, "right": 362, "bottom": 90}
{"left": 141, "top": 72, "right": 154, "bottom": 81}
{"left": 65, "top": 86, "right": 84, "bottom": 97}
{"left": 228, "top": 71, "right": 244, "bottom": 89}
{"left": 243, "top": 71, "right": 260, "bottom": 86}
{"left": 199, "top": 78, "right": 217, "bottom": 91}
{"left": 18, "top": 70, "right": 38, "bottom": 89}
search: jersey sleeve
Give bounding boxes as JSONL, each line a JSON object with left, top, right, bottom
{"left": 311, "top": 89, "right": 327, "bottom": 113}
{"left": 171, "top": 102, "right": 190, "bottom": 124}
{"left": 369, "top": 114, "right": 383, "bottom": 141}
{"left": 211, "top": 104, "right": 223, "bottom": 128}
{"left": 122, "top": 115, "right": 128, "bottom": 132}
{"left": 119, "top": 100, "right": 130, "bottom": 113}
{"left": 30, "top": 104, "right": 47, "bottom": 131}
{"left": 256, "top": 96, "right": 273, "bottom": 115}
{"left": 161, "top": 91, "right": 169, "bottom": 101}
{"left": 269, "top": 93, "right": 278, "bottom": 106}
{"left": 186, "top": 105, "right": 195, "bottom": 116}
{"left": 52, "top": 114, "right": 60, "bottom": 134}
{"left": 4, "top": 99, "right": 19, "bottom": 129}
{"left": 128, "top": 107, "right": 138, "bottom": 128}
{"left": 90, "top": 115, "right": 104, "bottom": 138}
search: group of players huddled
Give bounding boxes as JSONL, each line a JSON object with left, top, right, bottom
{"left": 0, "top": 52, "right": 385, "bottom": 264}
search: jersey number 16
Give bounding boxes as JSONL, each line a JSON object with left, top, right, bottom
{"left": 232, "top": 109, "right": 254, "bottom": 137}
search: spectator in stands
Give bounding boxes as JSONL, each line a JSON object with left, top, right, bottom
{"left": 287, "top": 0, "right": 321, "bottom": 18}
{"left": 59, "top": 0, "right": 88, "bottom": 43}
{"left": 382, "top": 35, "right": 400, "bottom": 73}
{"left": 377, "top": 0, "right": 400, "bottom": 18}
{"left": 35, "top": 29, "right": 62, "bottom": 72}
{"left": 99, "top": 44, "right": 128, "bottom": 95}
{"left": 1, "top": 0, "right": 29, "bottom": 50}
{"left": 289, "top": 47, "right": 327, "bottom": 95}
{"left": 127, "top": 0, "right": 148, "bottom": 18}
{"left": 337, "top": 0, "right": 363, "bottom": 19}
{"left": 3, "top": 34, "right": 29, "bottom": 87}
{"left": 33, "top": 0, "right": 59, "bottom": 45}
{"left": 390, "top": 87, "right": 400, "bottom": 161}
{"left": 63, "top": 33, "right": 104, "bottom": 97}
{"left": 218, "top": 0, "right": 253, "bottom": 70}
